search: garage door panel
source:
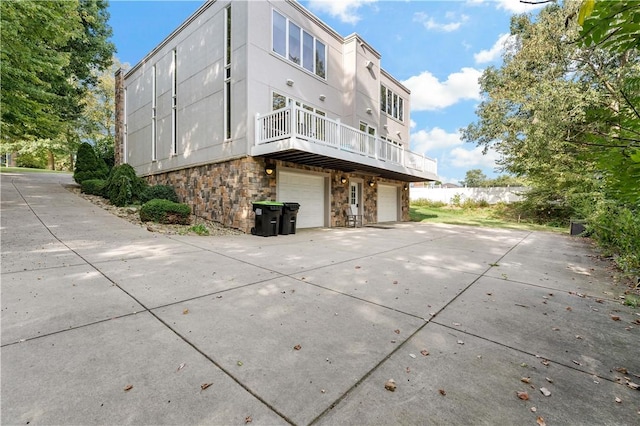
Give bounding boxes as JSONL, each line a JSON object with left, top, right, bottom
{"left": 278, "top": 171, "right": 325, "bottom": 228}
{"left": 378, "top": 185, "right": 398, "bottom": 222}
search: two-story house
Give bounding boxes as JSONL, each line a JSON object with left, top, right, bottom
{"left": 115, "top": 0, "right": 438, "bottom": 233}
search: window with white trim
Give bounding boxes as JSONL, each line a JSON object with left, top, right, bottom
{"left": 151, "top": 64, "right": 157, "bottom": 161}
{"left": 171, "top": 48, "right": 177, "bottom": 155}
{"left": 380, "top": 84, "right": 404, "bottom": 122}
{"left": 224, "top": 6, "right": 232, "bottom": 140}
{"left": 272, "top": 9, "right": 326, "bottom": 79}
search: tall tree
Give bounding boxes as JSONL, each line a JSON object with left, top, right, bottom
{"left": 462, "top": 0, "right": 637, "bottom": 213}
{"left": 1, "top": 0, "right": 115, "bottom": 169}
{"left": 460, "top": 169, "right": 488, "bottom": 187}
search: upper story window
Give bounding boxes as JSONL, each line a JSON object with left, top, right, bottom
{"left": 380, "top": 84, "right": 404, "bottom": 122}
{"left": 272, "top": 10, "right": 326, "bottom": 79}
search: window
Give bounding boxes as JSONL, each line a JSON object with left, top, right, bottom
{"left": 272, "top": 9, "right": 327, "bottom": 79}
{"left": 315, "top": 40, "right": 326, "bottom": 78}
{"left": 224, "top": 6, "right": 232, "bottom": 140}
{"left": 272, "top": 10, "right": 286, "bottom": 57}
{"left": 123, "top": 88, "right": 127, "bottom": 163}
{"left": 171, "top": 49, "right": 177, "bottom": 155}
{"left": 302, "top": 31, "right": 314, "bottom": 72}
{"left": 380, "top": 84, "right": 405, "bottom": 122}
{"left": 151, "top": 65, "right": 157, "bottom": 161}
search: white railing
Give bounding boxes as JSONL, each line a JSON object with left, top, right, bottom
{"left": 256, "top": 105, "right": 437, "bottom": 175}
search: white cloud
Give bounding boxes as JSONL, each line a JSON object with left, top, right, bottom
{"left": 403, "top": 68, "right": 482, "bottom": 111}
{"left": 411, "top": 127, "right": 463, "bottom": 155}
{"left": 306, "top": 0, "right": 377, "bottom": 24}
{"left": 449, "top": 146, "right": 500, "bottom": 168}
{"left": 495, "top": 0, "right": 546, "bottom": 14}
{"left": 409, "top": 119, "right": 417, "bottom": 129}
{"left": 413, "top": 11, "right": 469, "bottom": 32}
{"left": 474, "top": 33, "right": 512, "bottom": 64}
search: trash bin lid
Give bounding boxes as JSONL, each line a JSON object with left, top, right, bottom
{"left": 252, "top": 201, "right": 284, "bottom": 206}
{"left": 282, "top": 202, "right": 300, "bottom": 210}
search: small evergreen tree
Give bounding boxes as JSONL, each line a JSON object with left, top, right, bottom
{"left": 104, "top": 163, "right": 147, "bottom": 206}
{"left": 73, "top": 142, "right": 108, "bottom": 184}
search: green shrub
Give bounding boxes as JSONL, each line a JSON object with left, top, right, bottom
{"left": 81, "top": 179, "right": 106, "bottom": 196}
{"left": 411, "top": 198, "right": 447, "bottom": 208}
{"left": 188, "top": 224, "right": 209, "bottom": 236}
{"left": 140, "top": 184, "right": 179, "bottom": 203}
{"left": 588, "top": 201, "right": 640, "bottom": 274}
{"left": 104, "top": 164, "right": 147, "bottom": 206}
{"left": 140, "top": 199, "right": 191, "bottom": 224}
{"left": 74, "top": 142, "right": 109, "bottom": 184}
{"left": 16, "top": 152, "right": 46, "bottom": 169}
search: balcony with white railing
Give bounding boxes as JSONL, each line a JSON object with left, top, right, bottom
{"left": 252, "top": 105, "right": 438, "bottom": 181}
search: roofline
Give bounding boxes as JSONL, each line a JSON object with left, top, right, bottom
{"left": 380, "top": 68, "right": 411, "bottom": 95}
{"left": 125, "top": 0, "right": 218, "bottom": 79}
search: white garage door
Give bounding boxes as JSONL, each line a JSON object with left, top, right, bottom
{"left": 278, "top": 171, "right": 325, "bottom": 228}
{"left": 377, "top": 184, "right": 398, "bottom": 222}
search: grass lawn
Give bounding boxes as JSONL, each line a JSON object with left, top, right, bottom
{"left": 410, "top": 204, "right": 566, "bottom": 233}
{"left": 0, "top": 166, "right": 71, "bottom": 174}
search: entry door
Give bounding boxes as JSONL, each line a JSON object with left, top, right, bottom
{"left": 349, "top": 182, "right": 360, "bottom": 214}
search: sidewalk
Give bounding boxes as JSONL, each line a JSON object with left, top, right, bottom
{"left": 1, "top": 171, "right": 638, "bottom": 425}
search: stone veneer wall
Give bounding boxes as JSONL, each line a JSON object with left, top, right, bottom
{"left": 145, "top": 156, "right": 411, "bottom": 233}
{"left": 146, "top": 157, "right": 275, "bottom": 233}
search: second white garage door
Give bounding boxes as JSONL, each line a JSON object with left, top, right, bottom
{"left": 278, "top": 171, "right": 326, "bottom": 228}
{"left": 377, "top": 184, "right": 398, "bottom": 222}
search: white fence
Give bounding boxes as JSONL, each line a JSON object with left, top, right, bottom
{"left": 410, "top": 186, "right": 529, "bottom": 204}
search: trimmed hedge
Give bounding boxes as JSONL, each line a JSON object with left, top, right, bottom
{"left": 140, "top": 184, "right": 179, "bottom": 204}
{"left": 74, "top": 142, "right": 109, "bottom": 184}
{"left": 140, "top": 199, "right": 191, "bottom": 224}
{"left": 105, "top": 164, "right": 147, "bottom": 206}
{"left": 81, "top": 179, "right": 106, "bottom": 196}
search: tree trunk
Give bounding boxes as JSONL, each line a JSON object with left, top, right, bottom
{"left": 48, "top": 150, "right": 55, "bottom": 170}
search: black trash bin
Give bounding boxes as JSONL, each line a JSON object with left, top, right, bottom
{"left": 279, "top": 202, "right": 300, "bottom": 235}
{"left": 251, "top": 201, "right": 283, "bottom": 237}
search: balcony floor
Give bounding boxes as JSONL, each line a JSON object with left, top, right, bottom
{"left": 252, "top": 137, "right": 438, "bottom": 182}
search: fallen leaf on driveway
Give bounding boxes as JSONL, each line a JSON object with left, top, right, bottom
{"left": 615, "top": 367, "right": 628, "bottom": 374}
{"left": 572, "top": 360, "right": 582, "bottom": 366}
{"left": 540, "top": 387, "right": 551, "bottom": 397}
{"left": 439, "top": 389, "right": 446, "bottom": 396}
{"left": 457, "top": 340, "right": 464, "bottom": 345}
{"left": 384, "top": 379, "right": 397, "bottom": 392}
{"left": 516, "top": 391, "right": 529, "bottom": 400}
{"left": 420, "top": 349, "right": 430, "bottom": 356}
{"left": 452, "top": 322, "right": 461, "bottom": 327}
{"left": 531, "top": 407, "right": 537, "bottom": 412}
{"left": 627, "top": 382, "right": 639, "bottom": 390}
{"left": 541, "top": 360, "right": 550, "bottom": 366}
{"left": 124, "top": 384, "right": 133, "bottom": 392}
{"left": 237, "top": 361, "right": 243, "bottom": 366}
{"left": 537, "top": 416, "right": 546, "bottom": 426}
{"left": 177, "top": 363, "right": 186, "bottom": 371}
{"left": 394, "top": 329, "right": 400, "bottom": 334}
{"left": 521, "top": 377, "right": 531, "bottom": 384}
{"left": 201, "top": 383, "right": 212, "bottom": 391}
{"left": 546, "top": 377, "right": 553, "bottom": 383}
{"left": 615, "top": 397, "right": 622, "bottom": 403}
{"left": 611, "top": 315, "right": 621, "bottom": 321}
{"left": 409, "top": 353, "right": 416, "bottom": 359}
{"left": 355, "top": 266, "right": 361, "bottom": 269}
{"left": 392, "top": 280, "right": 398, "bottom": 285}
{"left": 293, "top": 344, "right": 302, "bottom": 350}
{"left": 245, "top": 416, "right": 252, "bottom": 423}
{"left": 566, "top": 306, "right": 573, "bottom": 311}
{"left": 183, "top": 308, "right": 189, "bottom": 315}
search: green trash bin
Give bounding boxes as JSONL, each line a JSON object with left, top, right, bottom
{"left": 279, "top": 202, "right": 300, "bottom": 235}
{"left": 251, "top": 201, "right": 283, "bottom": 237}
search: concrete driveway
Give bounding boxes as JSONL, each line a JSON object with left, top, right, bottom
{"left": 2, "top": 171, "right": 639, "bottom": 425}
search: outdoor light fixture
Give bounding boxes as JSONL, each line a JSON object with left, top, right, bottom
{"left": 383, "top": 124, "right": 389, "bottom": 130}
{"left": 366, "top": 108, "right": 372, "bottom": 114}
{"left": 403, "top": 184, "right": 409, "bottom": 191}
{"left": 319, "top": 94, "right": 326, "bottom": 101}
{"left": 340, "top": 176, "right": 347, "bottom": 184}
{"left": 286, "top": 79, "right": 294, "bottom": 86}
{"left": 265, "top": 165, "right": 275, "bottom": 176}
{"left": 368, "top": 180, "right": 375, "bottom": 187}
{"left": 365, "top": 60, "right": 374, "bottom": 70}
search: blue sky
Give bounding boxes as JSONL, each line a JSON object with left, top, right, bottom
{"left": 109, "top": 0, "right": 545, "bottom": 184}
